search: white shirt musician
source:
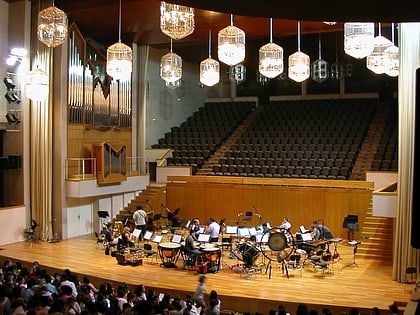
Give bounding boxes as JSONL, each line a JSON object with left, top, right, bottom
{"left": 279, "top": 217, "right": 292, "bottom": 232}
{"left": 206, "top": 218, "right": 220, "bottom": 243}
{"left": 133, "top": 205, "right": 152, "bottom": 240}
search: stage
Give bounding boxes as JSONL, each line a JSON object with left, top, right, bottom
{"left": 0, "top": 234, "right": 411, "bottom": 314}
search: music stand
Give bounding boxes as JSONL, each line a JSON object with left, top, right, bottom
{"left": 97, "top": 211, "right": 109, "bottom": 233}
{"left": 343, "top": 215, "right": 359, "bottom": 241}
{"left": 347, "top": 240, "right": 361, "bottom": 267}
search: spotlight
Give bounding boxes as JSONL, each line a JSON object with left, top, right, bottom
{"left": 4, "top": 91, "right": 20, "bottom": 104}
{"left": 5, "top": 112, "right": 20, "bottom": 124}
{"left": 3, "top": 76, "right": 16, "bottom": 90}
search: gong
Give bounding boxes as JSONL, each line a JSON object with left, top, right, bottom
{"left": 268, "top": 232, "right": 288, "bottom": 251}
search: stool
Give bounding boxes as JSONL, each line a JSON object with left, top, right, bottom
{"left": 405, "top": 267, "right": 417, "bottom": 290}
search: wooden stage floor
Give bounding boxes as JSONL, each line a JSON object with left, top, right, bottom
{"left": 0, "top": 235, "right": 411, "bottom": 314}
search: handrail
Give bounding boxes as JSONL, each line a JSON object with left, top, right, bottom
{"left": 166, "top": 175, "right": 374, "bottom": 190}
{"left": 65, "top": 158, "right": 96, "bottom": 180}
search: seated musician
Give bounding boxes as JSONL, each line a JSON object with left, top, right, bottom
{"left": 104, "top": 223, "right": 118, "bottom": 245}
{"left": 184, "top": 230, "right": 202, "bottom": 256}
{"left": 278, "top": 217, "right": 292, "bottom": 232}
{"left": 190, "top": 218, "right": 201, "bottom": 241}
{"left": 262, "top": 222, "right": 271, "bottom": 234}
{"left": 117, "top": 227, "right": 134, "bottom": 252}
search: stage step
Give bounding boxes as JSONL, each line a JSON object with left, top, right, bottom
{"left": 357, "top": 213, "right": 394, "bottom": 261}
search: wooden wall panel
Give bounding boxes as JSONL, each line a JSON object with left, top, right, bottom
{"left": 67, "top": 125, "right": 132, "bottom": 159}
{"left": 166, "top": 179, "right": 372, "bottom": 239}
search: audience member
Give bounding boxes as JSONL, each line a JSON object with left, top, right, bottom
{"left": 194, "top": 275, "right": 207, "bottom": 308}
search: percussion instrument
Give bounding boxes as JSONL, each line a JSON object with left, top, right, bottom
{"left": 236, "top": 242, "right": 260, "bottom": 268}
{"left": 158, "top": 242, "right": 181, "bottom": 267}
{"left": 201, "top": 246, "right": 221, "bottom": 272}
{"left": 267, "top": 232, "right": 288, "bottom": 251}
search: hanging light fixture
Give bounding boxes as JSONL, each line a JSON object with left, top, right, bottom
{"left": 256, "top": 70, "right": 270, "bottom": 86}
{"left": 106, "top": 0, "right": 132, "bottom": 81}
{"left": 259, "top": 18, "right": 283, "bottom": 79}
{"left": 26, "top": 67, "right": 49, "bottom": 102}
{"left": 288, "top": 21, "right": 310, "bottom": 83}
{"left": 160, "top": 39, "right": 182, "bottom": 83}
{"left": 160, "top": 1, "right": 194, "bottom": 40}
{"left": 37, "top": 1, "right": 68, "bottom": 48}
{"left": 200, "top": 30, "right": 220, "bottom": 87}
{"left": 344, "top": 22, "right": 375, "bottom": 59}
{"left": 384, "top": 23, "right": 399, "bottom": 77}
{"left": 366, "top": 23, "right": 393, "bottom": 74}
{"left": 229, "top": 64, "right": 246, "bottom": 85}
{"left": 330, "top": 33, "right": 344, "bottom": 80}
{"left": 311, "top": 34, "right": 329, "bottom": 83}
{"left": 165, "top": 79, "right": 181, "bottom": 89}
{"left": 218, "top": 15, "right": 245, "bottom": 66}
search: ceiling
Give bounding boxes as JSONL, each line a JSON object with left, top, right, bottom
{"left": 48, "top": 0, "right": 419, "bottom": 60}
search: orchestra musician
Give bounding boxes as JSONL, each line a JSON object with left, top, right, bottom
{"left": 133, "top": 205, "right": 153, "bottom": 241}
{"left": 311, "top": 222, "right": 333, "bottom": 240}
{"left": 104, "top": 223, "right": 118, "bottom": 245}
{"left": 262, "top": 222, "right": 271, "bottom": 234}
{"left": 117, "top": 227, "right": 134, "bottom": 252}
{"left": 206, "top": 218, "right": 220, "bottom": 243}
{"left": 162, "top": 204, "right": 182, "bottom": 227}
{"left": 184, "top": 229, "right": 202, "bottom": 255}
{"left": 278, "top": 217, "right": 292, "bottom": 232}
{"left": 190, "top": 218, "right": 201, "bottom": 241}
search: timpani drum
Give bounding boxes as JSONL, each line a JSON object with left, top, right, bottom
{"left": 201, "top": 246, "right": 221, "bottom": 273}
{"left": 158, "top": 242, "right": 181, "bottom": 268}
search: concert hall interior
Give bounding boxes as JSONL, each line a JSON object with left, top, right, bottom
{"left": 1, "top": 0, "right": 420, "bottom": 315}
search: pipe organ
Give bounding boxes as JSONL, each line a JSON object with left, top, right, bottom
{"left": 67, "top": 23, "right": 132, "bottom": 129}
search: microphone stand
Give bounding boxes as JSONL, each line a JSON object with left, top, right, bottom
{"left": 253, "top": 206, "right": 262, "bottom": 225}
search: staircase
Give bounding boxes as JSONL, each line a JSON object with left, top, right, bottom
{"left": 115, "top": 185, "right": 167, "bottom": 226}
{"left": 196, "top": 106, "right": 263, "bottom": 175}
{"left": 357, "top": 209, "right": 394, "bottom": 261}
{"left": 350, "top": 102, "right": 392, "bottom": 180}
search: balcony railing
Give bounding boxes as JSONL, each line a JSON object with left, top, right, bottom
{"left": 65, "top": 157, "right": 147, "bottom": 180}
{"left": 65, "top": 158, "right": 97, "bottom": 180}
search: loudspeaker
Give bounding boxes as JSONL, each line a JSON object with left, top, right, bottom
{"left": 412, "top": 68, "right": 420, "bottom": 249}
{"left": 8, "top": 155, "right": 21, "bottom": 169}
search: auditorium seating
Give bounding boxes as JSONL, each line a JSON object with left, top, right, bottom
{"left": 371, "top": 101, "right": 398, "bottom": 172}
{"left": 154, "top": 101, "right": 256, "bottom": 174}
{"left": 152, "top": 97, "right": 400, "bottom": 179}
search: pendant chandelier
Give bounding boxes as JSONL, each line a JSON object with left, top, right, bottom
{"left": 200, "top": 30, "right": 220, "bottom": 87}
{"left": 366, "top": 23, "right": 393, "bottom": 74}
{"left": 288, "top": 21, "right": 310, "bottom": 83}
{"left": 165, "top": 79, "right": 181, "bottom": 89}
{"left": 106, "top": 0, "right": 132, "bottom": 81}
{"left": 218, "top": 15, "right": 246, "bottom": 66}
{"left": 259, "top": 18, "right": 283, "bottom": 79}
{"left": 26, "top": 67, "right": 49, "bottom": 102}
{"left": 384, "top": 23, "right": 399, "bottom": 77}
{"left": 344, "top": 22, "right": 375, "bottom": 59}
{"left": 160, "top": 39, "right": 182, "bottom": 83}
{"left": 229, "top": 64, "right": 246, "bottom": 85}
{"left": 330, "top": 34, "right": 344, "bottom": 80}
{"left": 37, "top": 1, "right": 68, "bottom": 48}
{"left": 256, "top": 71, "right": 270, "bottom": 86}
{"left": 160, "top": 1, "right": 194, "bottom": 40}
{"left": 311, "top": 34, "right": 329, "bottom": 83}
